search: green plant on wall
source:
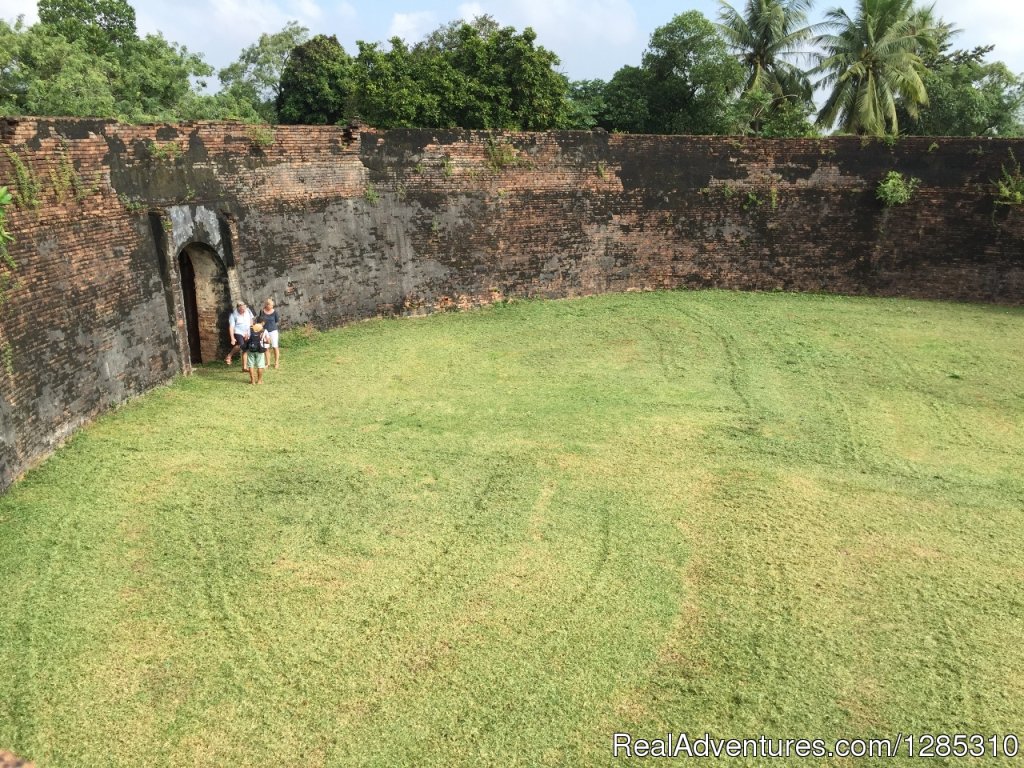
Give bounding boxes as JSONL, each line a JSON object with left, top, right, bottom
{"left": 3, "top": 147, "right": 41, "bottom": 209}
{"left": 876, "top": 171, "right": 920, "bottom": 207}
{"left": 0, "top": 185, "right": 14, "bottom": 266}
{"left": 485, "top": 136, "right": 519, "bottom": 172}
{"left": 246, "top": 125, "right": 275, "bottom": 149}
{"left": 0, "top": 185, "right": 17, "bottom": 313}
{"left": 993, "top": 149, "right": 1024, "bottom": 206}
{"left": 148, "top": 141, "right": 182, "bottom": 162}
{"left": 742, "top": 191, "right": 762, "bottom": 211}
{"left": 364, "top": 183, "right": 380, "bottom": 205}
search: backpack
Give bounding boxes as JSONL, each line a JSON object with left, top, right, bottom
{"left": 246, "top": 332, "right": 266, "bottom": 353}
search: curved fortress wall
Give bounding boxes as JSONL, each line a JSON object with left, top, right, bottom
{"left": 1, "top": 118, "right": 1023, "bottom": 489}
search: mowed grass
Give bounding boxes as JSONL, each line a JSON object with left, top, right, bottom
{"left": 1, "top": 290, "right": 1023, "bottom": 767}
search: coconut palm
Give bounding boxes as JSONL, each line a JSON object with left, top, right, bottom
{"left": 813, "top": 0, "right": 942, "bottom": 135}
{"left": 717, "top": 0, "right": 816, "bottom": 103}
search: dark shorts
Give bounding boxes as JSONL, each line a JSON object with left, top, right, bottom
{"left": 234, "top": 333, "right": 247, "bottom": 350}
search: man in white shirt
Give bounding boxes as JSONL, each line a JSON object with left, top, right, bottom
{"left": 225, "top": 301, "right": 255, "bottom": 370}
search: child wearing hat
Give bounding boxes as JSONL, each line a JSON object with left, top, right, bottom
{"left": 246, "top": 321, "right": 271, "bottom": 384}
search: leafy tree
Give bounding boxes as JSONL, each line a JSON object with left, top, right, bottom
{"left": 219, "top": 21, "right": 309, "bottom": 123}
{"left": 717, "top": 0, "right": 816, "bottom": 133}
{"left": 0, "top": 19, "right": 117, "bottom": 117}
{"left": 0, "top": 13, "right": 240, "bottom": 121}
{"left": 621, "top": 11, "right": 744, "bottom": 135}
{"left": 352, "top": 38, "right": 431, "bottom": 128}
{"left": 37, "top": 0, "right": 137, "bottom": 57}
{"left": 434, "top": 22, "right": 569, "bottom": 130}
{"left": 276, "top": 34, "right": 354, "bottom": 125}
{"left": 813, "top": 0, "right": 941, "bottom": 135}
{"left": 729, "top": 84, "right": 818, "bottom": 136}
{"left": 420, "top": 14, "right": 501, "bottom": 51}
{"left": 563, "top": 79, "right": 607, "bottom": 129}
{"left": 718, "top": 0, "right": 815, "bottom": 98}
{"left": 601, "top": 66, "right": 652, "bottom": 133}
{"left": 898, "top": 44, "right": 1024, "bottom": 136}
{"left": 344, "top": 18, "right": 569, "bottom": 130}
{"left": 115, "top": 33, "right": 215, "bottom": 121}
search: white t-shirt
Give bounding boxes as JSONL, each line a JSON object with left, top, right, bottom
{"left": 229, "top": 308, "right": 255, "bottom": 336}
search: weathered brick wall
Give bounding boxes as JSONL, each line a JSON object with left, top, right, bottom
{"left": 1, "top": 118, "right": 1023, "bottom": 488}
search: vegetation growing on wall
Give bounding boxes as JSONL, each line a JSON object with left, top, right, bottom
{"left": 993, "top": 149, "right": 1024, "bottom": 206}
{"left": 0, "top": 184, "right": 15, "bottom": 284}
{"left": 876, "top": 170, "right": 921, "bottom": 206}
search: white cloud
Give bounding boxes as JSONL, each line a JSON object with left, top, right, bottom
{"left": 932, "top": 0, "right": 1024, "bottom": 74}
{"left": 1, "top": 0, "right": 38, "bottom": 24}
{"left": 464, "top": 0, "right": 643, "bottom": 79}
{"left": 457, "top": 3, "right": 486, "bottom": 22}
{"left": 288, "top": 0, "right": 324, "bottom": 20}
{"left": 388, "top": 11, "right": 436, "bottom": 42}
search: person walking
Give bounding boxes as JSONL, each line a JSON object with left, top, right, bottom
{"left": 259, "top": 298, "right": 281, "bottom": 369}
{"left": 245, "top": 321, "right": 271, "bottom": 384}
{"left": 225, "top": 301, "right": 255, "bottom": 371}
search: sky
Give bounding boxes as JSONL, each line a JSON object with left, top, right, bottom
{"left": 4, "top": 0, "right": 1024, "bottom": 86}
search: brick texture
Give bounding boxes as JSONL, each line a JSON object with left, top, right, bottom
{"left": 1, "top": 118, "right": 1022, "bottom": 489}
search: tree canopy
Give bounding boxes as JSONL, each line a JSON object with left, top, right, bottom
{"left": 219, "top": 21, "right": 309, "bottom": 124}
{"left": 2, "top": 0, "right": 1022, "bottom": 136}
{"left": 601, "top": 12, "right": 744, "bottom": 135}
{"left": 813, "top": 0, "right": 941, "bottom": 135}
{"left": 276, "top": 34, "right": 354, "bottom": 125}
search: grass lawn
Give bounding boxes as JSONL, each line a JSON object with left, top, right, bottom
{"left": 0, "top": 290, "right": 1022, "bottom": 767}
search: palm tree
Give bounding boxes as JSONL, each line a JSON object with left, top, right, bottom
{"left": 717, "top": 0, "right": 816, "bottom": 102}
{"left": 813, "top": 0, "right": 942, "bottom": 135}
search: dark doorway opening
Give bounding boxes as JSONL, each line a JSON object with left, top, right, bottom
{"left": 179, "top": 250, "right": 203, "bottom": 363}
{"left": 177, "top": 244, "right": 231, "bottom": 364}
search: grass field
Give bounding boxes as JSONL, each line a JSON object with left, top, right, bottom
{"left": 0, "top": 290, "right": 1022, "bottom": 767}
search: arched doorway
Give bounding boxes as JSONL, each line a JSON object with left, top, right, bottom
{"left": 177, "top": 243, "right": 231, "bottom": 364}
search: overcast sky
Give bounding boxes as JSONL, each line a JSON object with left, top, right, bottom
{"left": 4, "top": 0, "right": 1023, "bottom": 86}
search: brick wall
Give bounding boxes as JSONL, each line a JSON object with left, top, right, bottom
{"left": 1, "top": 118, "right": 1022, "bottom": 489}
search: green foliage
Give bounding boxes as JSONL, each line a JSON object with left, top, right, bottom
{"left": 0, "top": 16, "right": 234, "bottom": 122}
{"left": 876, "top": 170, "right": 921, "bottom": 206}
{"left": 51, "top": 144, "right": 87, "bottom": 203}
{"left": 899, "top": 43, "right": 1024, "bottom": 137}
{"left": 484, "top": 136, "right": 529, "bottom": 171}
{"left": 993, "top": 150, "right": 1024, "bottom": 206}
{"left": 2, "top": 147, "right": 41, "bottom": 209}
{"left": 350, "top": 17, "right": 569, "bottom": 131}
{"left": 147, "top": 141, "right": 181, "bottom": 162}
{"left": 601, "top": 66, "right": 652, "bottom": 134}
{"left": 0, "top": 185, "right": 16, "bottom": 311}
{"left": 0, "top": 185, "right": 15, "bottom": 269}
{"left": 218, "top": 21, "right": 309, "bottom": 124}
{"left": 276, "top": 34, "right": 354, "bottom": 125}
{"left": 563, "top": 79, "right": 607, "bottom": 130}
{"left": 118, "top": 193, "right": 145, "bottom": 213}
{"left": 38, "top": 0, "right": 137, "bottom": 56}
{"left": 717, "top": 0, "right": 816, "bottom": 134}
{"left": 730, "top": 85, "right": 819, "bottom": 136}
{"left": 603, "top": 12, "right": 744, "bottom": 135}
{"left": 246, "top": 125, "right": 275, "bottom": 148}
{"left": 363, "top": 184, "right": 380, "bottom": 205}
{"left": 813, "top": 0, "right": 942, "bottom": 135}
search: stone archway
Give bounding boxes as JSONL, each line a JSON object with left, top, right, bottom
{"left": 177, "top": 243, "right": 231, "bottom": 364}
